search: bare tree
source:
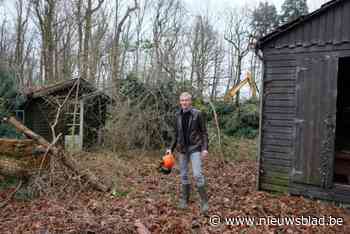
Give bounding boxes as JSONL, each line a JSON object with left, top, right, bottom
{"left": 32, "top": 0, "right": 58, "bottom": 83}
{"left": 145, "top": 0, "right": 186, "bottom": 87}
{"left": 110, "top": 0, "right": 138, "bottom": 95}
{"left": 89, "top": 9, "right": 109, "bottom": 83}
{"left": 74, "top": 0, "right": 83, "bottom": 76}
{"left": 133, "top": 0, "right": 149, "bottom": 75}
{"left": 14, "top": 0, "right": 31, "bottom": 88}
{"left": 189, "top": 15, "right": 216, "bottom": 99}
{"left": 210, "top": 40, "right": 224, "bottom": 101}
{"left": 82, "top": 0, "right": 104, "bottom": 81}
{"left": 59, "top": 3, "right": 75, "bottom": 81}
{"left": 224, "top": 7, "right": 253, "bottom": 106}
{"left": 0, "top": 19, "right": 10, "bottom": 69}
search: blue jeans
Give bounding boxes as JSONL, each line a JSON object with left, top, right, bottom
{"left": 179, "top": 151, "right": 205, "bottom": 187}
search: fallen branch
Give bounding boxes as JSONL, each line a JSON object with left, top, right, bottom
{"left": 2, "top": 117, "right": 58, "bottom": 154}
{"left": 2, "top": 116, "right": 109, "bottom": 192}
{"left": 39, "top": 132, "right": 62, "bottom": 172}
{"left": 208, "top": 100, "right": 223, "bottom": 157}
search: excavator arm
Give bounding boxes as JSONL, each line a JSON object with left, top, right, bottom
{"left": 224, "top": 72, "right": 257, "bottom": 102}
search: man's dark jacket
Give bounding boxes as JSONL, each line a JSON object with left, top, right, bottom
{"left": 170, "top": 108, "right": 209, "bottom": 154}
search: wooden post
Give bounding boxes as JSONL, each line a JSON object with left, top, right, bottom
{"left": 79, "top": 99, "right": 84, "bottom": 149}
{"left": 256, "top": 61, "right": 265, "bottom": 191}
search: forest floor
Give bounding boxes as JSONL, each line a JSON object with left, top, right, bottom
{"left": 1, "top": 138, "right": 350, "bottom": 233}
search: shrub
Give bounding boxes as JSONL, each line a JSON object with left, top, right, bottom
{"left": 218, "top": 98, "right": 259, "bottom": 139}
{"left": 0, "top": 70, "right": 23, "bottom": 138}
{"left": 104, "top": 73, "right": 180, "bottom": 151}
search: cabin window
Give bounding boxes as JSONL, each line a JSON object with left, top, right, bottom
{"left": 334, "top": 57, "right": 350, "bottom": 185}
{"left": 15, "top": 110, "right": 25, "bottom": 124}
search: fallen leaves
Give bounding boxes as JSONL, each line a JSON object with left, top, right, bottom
{"left": 135, "top": 219, "right": 151, "bottom": 234}
{"left": 0, "top": 150, "right": 349, "bottom": 233}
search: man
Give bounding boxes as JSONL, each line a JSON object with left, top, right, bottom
{"left": 167, "top": 92, "right": 209, "bottom": 215}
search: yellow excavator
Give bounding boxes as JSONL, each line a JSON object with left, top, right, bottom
{"left": 224, "top": 72, "right": 258, "bottom": 102}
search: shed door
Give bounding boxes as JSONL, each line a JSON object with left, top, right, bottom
{"left": 292, "top": 53, "right": 338, "bottom": 188}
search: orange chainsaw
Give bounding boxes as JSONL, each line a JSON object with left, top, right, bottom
{"left": 158, "top": 151, "right": 176, "bottom": 175}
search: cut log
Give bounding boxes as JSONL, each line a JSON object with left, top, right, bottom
{"left": 0, "top": 139, "right": 35, "bottom": 157}
{"left": 2, "top": 116, "right": 109, "bottom": 192}
{"left": 0, "top": 138, "right": 49, "bottom": 177}
{"left": 0, "top": 157, "right": 29, "bottom": 177}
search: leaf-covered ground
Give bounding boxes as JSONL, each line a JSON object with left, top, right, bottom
{"left": 1, "top": 146, "right": 350, "bottom": 233}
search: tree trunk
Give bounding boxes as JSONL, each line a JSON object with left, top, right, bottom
{"left": 82, "top": 0, "right": 92, "bottom": 81}
{"left": 235, "top": 55, "right": 242, "bottom": 107}
{"left": 2, "top": 117, "right": 109, "bottom": 192}
{"left": 76, "top": 0, "right": 83, "bottom": 76}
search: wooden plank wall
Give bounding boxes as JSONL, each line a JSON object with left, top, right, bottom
{"left": 259, "top": 49, "right": 350, "bottom": 203}
{"left": 259, "top": 54, "right": 297, "bottom": 193}
{"left": 258, "top": 0, "right": 350, "bottom": 197}
{"left": 24, "top": 100, "right": 52, "bottom": 143}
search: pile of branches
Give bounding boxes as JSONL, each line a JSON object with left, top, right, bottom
{"left": 0, "top": 117, "right": 110, "bottom": 207}
{"left": 104, "top": 75, "right": 180, "bottom": 151}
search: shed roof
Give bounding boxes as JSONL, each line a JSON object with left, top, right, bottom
{"left": 25, "top": 78, "right": 111, "bottom": 101}
{"left": 257, "top": 0, "right": 349, "bottom": 49}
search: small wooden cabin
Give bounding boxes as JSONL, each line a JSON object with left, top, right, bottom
{"left": 256, "top": 0, "right": 350, "bottom": 203}
{"left": 18, "top": 78, "right": 110, "bottom": 150}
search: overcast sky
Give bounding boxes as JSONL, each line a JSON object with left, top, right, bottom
{"left": 0, "top": 0, "right": 331, "bottom": 21}
{"left": 182, "top": 0, "right": 329, "bottom": 15}
{"left": 0, "top": 0, "right": 331, "bottom": 32}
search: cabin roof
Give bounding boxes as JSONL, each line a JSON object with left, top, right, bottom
{"left": 26, "top": 78, "right": 91, "bottom": 98}
{"left": 24, "top": 78, "right": 111, "bottom": 101}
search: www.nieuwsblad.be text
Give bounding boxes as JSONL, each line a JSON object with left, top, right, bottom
{"left": 209, "top": 215, "right": 344, "bottom": 227}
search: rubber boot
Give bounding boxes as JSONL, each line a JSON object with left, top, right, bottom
{"left": 197, "top": 184, "right": 209, "bottom": 215}
{"left": 178, "top": 184, "right": 191, "bottom": 209}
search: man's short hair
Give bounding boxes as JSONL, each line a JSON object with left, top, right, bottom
{"left": 180, "top": 92, "right": 192, "bottom": 100}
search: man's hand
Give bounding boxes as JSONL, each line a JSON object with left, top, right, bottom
{"left": 201, "top": 150, "right": 208, "bottom": 160}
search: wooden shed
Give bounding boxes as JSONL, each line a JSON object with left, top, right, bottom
{"left": 256, "top": 0, "right": 350, "bottom": 203}
{"left": 18, "top": 78, "right": 110, "bottom": 150}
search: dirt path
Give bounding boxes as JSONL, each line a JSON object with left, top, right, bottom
{"left": 1, "top": 151, "right": 350, "bottom": 233}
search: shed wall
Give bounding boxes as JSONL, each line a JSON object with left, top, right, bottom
{"left": 259, "top": 45, "right": 350, "bottom": 197}
{"left": 24, "top": 100, "right": 52, "bottom": 142}
{"left": 258, "top": 0, "right": 350, "bottom": 202}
